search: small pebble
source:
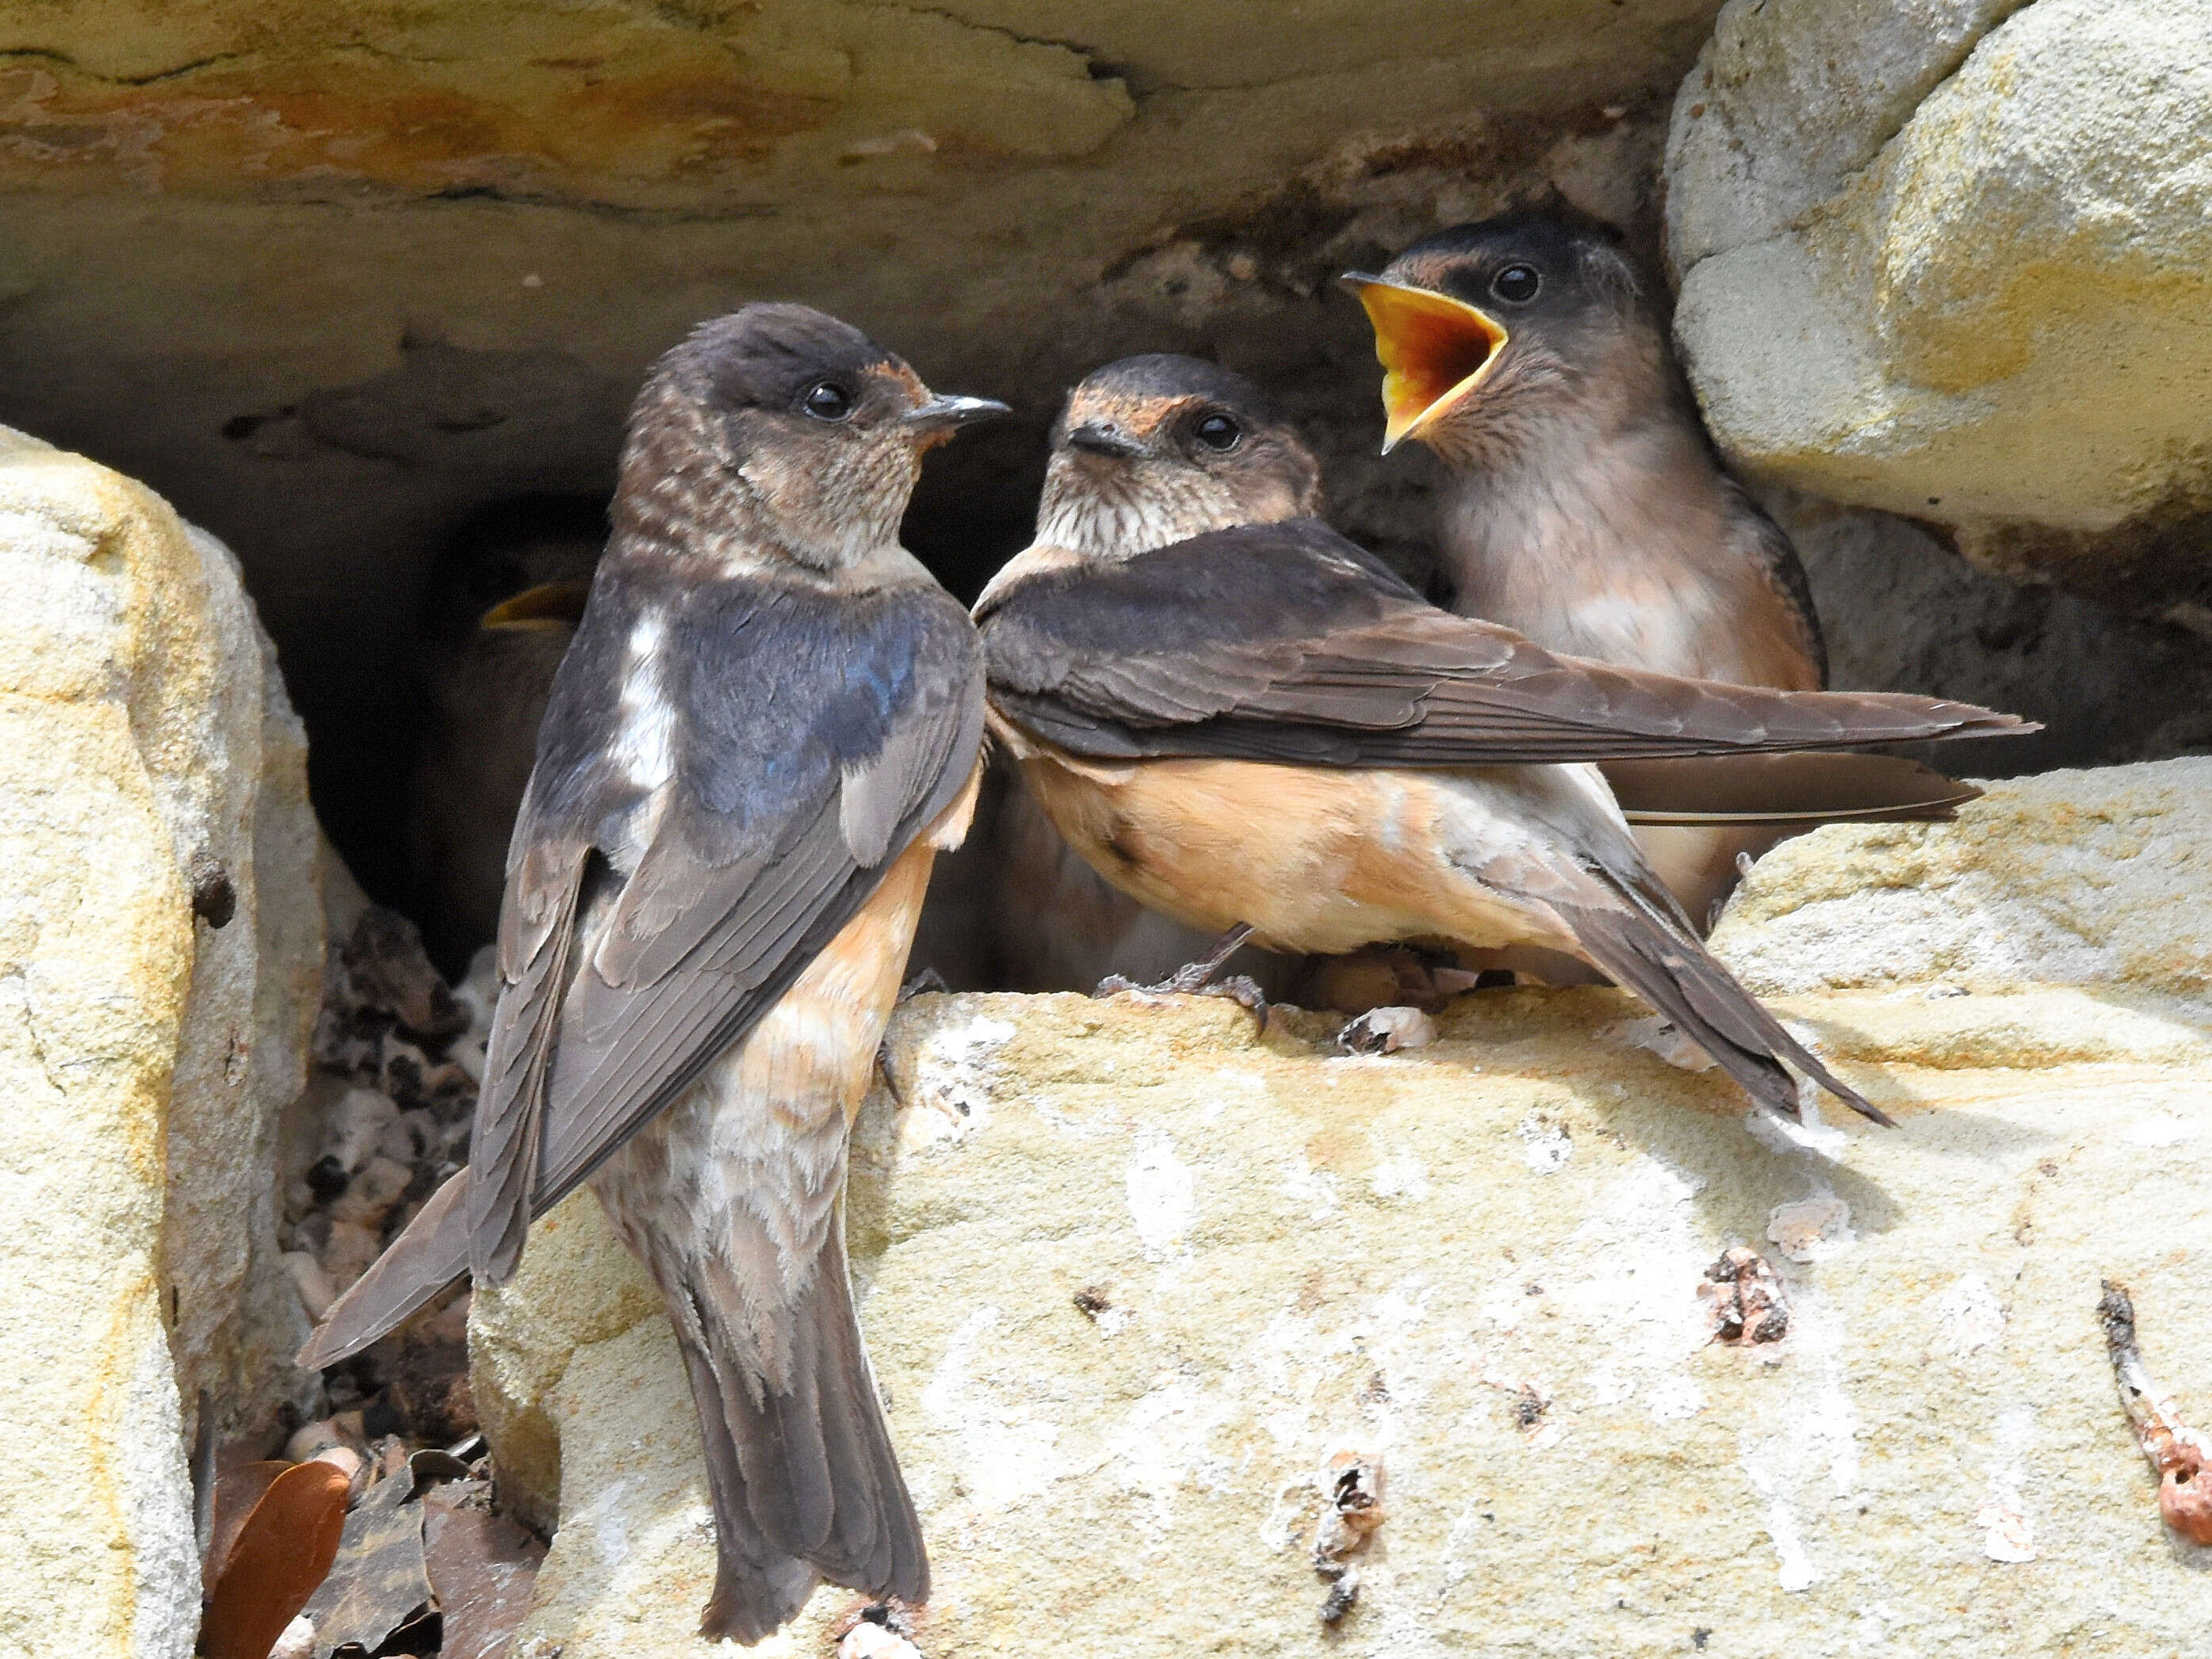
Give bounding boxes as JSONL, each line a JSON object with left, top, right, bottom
{"left": 285, "top": 1413, "right": 367, "bottom": 1464}
{"left": 325, "top": 1087, "right": 400, "bottom": 1173}
{"left": 322, "top": 1218, "right": 385, "bottom": 1290}
{"left": 308, "top": 1444, "right": 367, "bottom": 1487}
{"left": 380, "top": 1109, "right": 431, "bottom": 1164}
{"left": 840, "top": 1623, "right": 924, "bottom": 1659}
{"left": 269, "top": 1614, "right": 316, "bottom": 1659}
{"left": 331, "top": 1153, "right": 414, "bottom": 1225}
{"left": 380, "top": 1037, "right": 431, "bottom": 1106}
{"left": 447, "top": 1036, "right": 488, "bottom": 1086}
{"left": 1338, "top": 1006, "right": 1436, "bottom": 1056}
{"left": 422, "top": 1061, "right": 476, "bottom": 1114}
{"left": 283, "top": 1251, "right": 337, "bottom": 1322}
{"left": 1619, "top": 1015, "right": 1716, "bottom": 1072}
{"left": 303, "top": 1154, "right": 350, "bottom": 1204}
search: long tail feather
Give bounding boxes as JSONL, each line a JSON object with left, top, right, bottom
{"left": 1557, "top": 877, "right": 1891, "bottom": 1126}
{"left": 1604, "top": 752, "right": 1981, "bottom": 828}
{"left": 687, "top": 1225, "right": 926, "bottom": 1641}
{"left": 295, "top": 1173, "right": 471, "bottom": 1369}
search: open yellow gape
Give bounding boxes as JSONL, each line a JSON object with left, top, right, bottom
{"left": 1342, "top": 275, "right": 1510, "bottom": 452}
{"left": 477, "top": 578, "right": 594, "bottom": 632}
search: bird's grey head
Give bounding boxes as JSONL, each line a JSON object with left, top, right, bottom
{"left": 1035, "top": 354, "right": 1322, "bottom": 560}
{"left": 614, "top": 302, "right": 1006, "bottom": 578}
{"left": 1343, "top": 204, "right": 1666, "bottom": 467}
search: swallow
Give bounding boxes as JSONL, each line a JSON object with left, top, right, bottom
{"left": 407, "top": 495, "right": 605, "bottom": 975}
{"left": 975, "top": 355, "right": 2034, "bottom": 1123}
{"left": 978, "top": 357, "right": 1310, "bottom": 1000}
{"left": 300, "top": 304, "right": 1005, "bottom": 1643}
{"left": 1345, "top": 203, "right": 1973, "bottom": 925}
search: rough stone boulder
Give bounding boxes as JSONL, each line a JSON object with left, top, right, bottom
{"left": 473, "top": 760, "right": 2212, "bottom": 1655}
{"left": 1666, "top": 0, "right": 2212, "bottom": 628}
{"left": 0, "top": 428, "right": 323, "bottom": 1659}
{"left": 1713, "top": 758, "right": 2212, "bottom": 1001}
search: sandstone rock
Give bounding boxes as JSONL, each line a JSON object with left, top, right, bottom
{"left": 1667, "top": 0, "right": 2212, "bottom": 622}
{"left": 0, "top": 427, "right": 323, "bottom": 1658}
{"left": 470, "top": 1195, "right": 664, "bottom": 1539}
{"left": 474, "top": 774, "right": 2212, "bottom": 1653}
{"left": 1711, "top": 758, "right": 2212, "bottom": 1003}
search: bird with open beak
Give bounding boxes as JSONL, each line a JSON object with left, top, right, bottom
{"left": 299, "top": 304, "right": 1005, "bottom": 1643}
{"left": 976, "top": 354, "right": 2034, "bottom": 1124}
{"left": 1345, "top": 204, "right": 1974, "bottom": 927}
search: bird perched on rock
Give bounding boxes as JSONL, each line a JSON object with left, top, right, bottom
{"left": 1345, "top": 204, "right": 1973, "bottom": 926}
{"left": 981, "top": 357, "right": 1306, "bottom": 1001}
{"left": 976, "top": 355, "right": 2033, "bottom": 1122}
{"left": 300, "top": 304, "right": 1005, "bottom": 1642}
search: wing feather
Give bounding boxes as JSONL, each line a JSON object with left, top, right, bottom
{"left": 979, "top": 520, "right": 2032, "bottom": 766}
{"left": 301, "top": 578, "right": 985, "bottom": 1365}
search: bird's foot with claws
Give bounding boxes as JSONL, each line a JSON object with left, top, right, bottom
{"left": 1093, "top": 923, "right": 1269, "bottom": 1030}
{"left": 897, "top": 966, "right": 950, "bottom": 1003}
{"left": 873, "top": 970, "right": 952, "bottom": 1103}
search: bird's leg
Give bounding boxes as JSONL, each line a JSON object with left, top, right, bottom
{"left": 872, "top": 1039, "right": 906, "bottom": 1110}
{"left": 1095, "top": 923, "right": 1269, "bottom": 1029}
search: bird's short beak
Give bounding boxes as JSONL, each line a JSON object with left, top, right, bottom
{"left": 1341, "top": 273, "right": 1511, "bottom": 454}
{"left": 478, "top": 578, "right": 594, "bottom": 633}
{"left": 904, "top": 392, "right": 1012, "bottom": 445}
{"left": 1064, "top": 420, "right": 1147, "bottom": 460}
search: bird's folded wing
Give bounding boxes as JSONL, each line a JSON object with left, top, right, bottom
{"left": 980, "top": 519, "right": 2033, "bottom": 766}
{"left": 302, "top": 585, "right": 984, "bottom": 1368}
{"left": 1601, "top": 753, "right": 1981, "bottom": 827}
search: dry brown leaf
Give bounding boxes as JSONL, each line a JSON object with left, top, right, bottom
{"left": 203, "top": 1462, "right": 291, "bottom": 1594}
{"left": 300, "top": 1465, "right": 435, "bottom": 1657}
{"left": 423, "top": 1484, "right": 546, "bottom": 1659}
{"left": 201, "top": 1460, "right": 350, "bottom": 1659}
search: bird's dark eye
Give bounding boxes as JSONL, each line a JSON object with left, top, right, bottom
{"left": 801, "top": 380, "right": 852, "bottom": 421}
{"left": 1491, "top": 264, "right": 1541, "bottom": 304}
{"left": 1192, "top": 411, "right": 1241, "bottom": 451}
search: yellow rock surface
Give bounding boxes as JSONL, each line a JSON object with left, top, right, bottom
{"left": 1669, "top": 0, "right": 2212, "bottom": 556}
{"left": 0, "top": 428, "right": 322, "bottom": 1659}
{"left": 1711, "top": 759, "right": 2212, "bottom": 1001}
{"left": 477, "top": 922, "right": 2212, "bottom": 1653}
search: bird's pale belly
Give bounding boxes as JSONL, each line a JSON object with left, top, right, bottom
{"left": 1016, "top": 749, "right": 1558, "bottom": 958}
{"left": 590, "top": 767, "right": 978, "bottom": 1317}
{"left": 591, "top": 834, "right": 940, "bottom": 1296}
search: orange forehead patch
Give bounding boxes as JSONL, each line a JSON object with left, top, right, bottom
{"left": 874, "top": 361, "right": 964, "bottom": 448}
{"left": 1063, "top": 387, "right": 1191, "bottom": 438}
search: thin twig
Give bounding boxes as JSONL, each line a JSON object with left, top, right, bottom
{"left": 2099, "top": 1279, "right": 2212, "bottom": 1545}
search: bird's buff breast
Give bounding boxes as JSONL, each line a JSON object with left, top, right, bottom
{"left": 591, "top": 768, "right": 978, "bottom": 1282}
{"left": 1014, "top": 747, "right": 1540, "bottom": 957}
